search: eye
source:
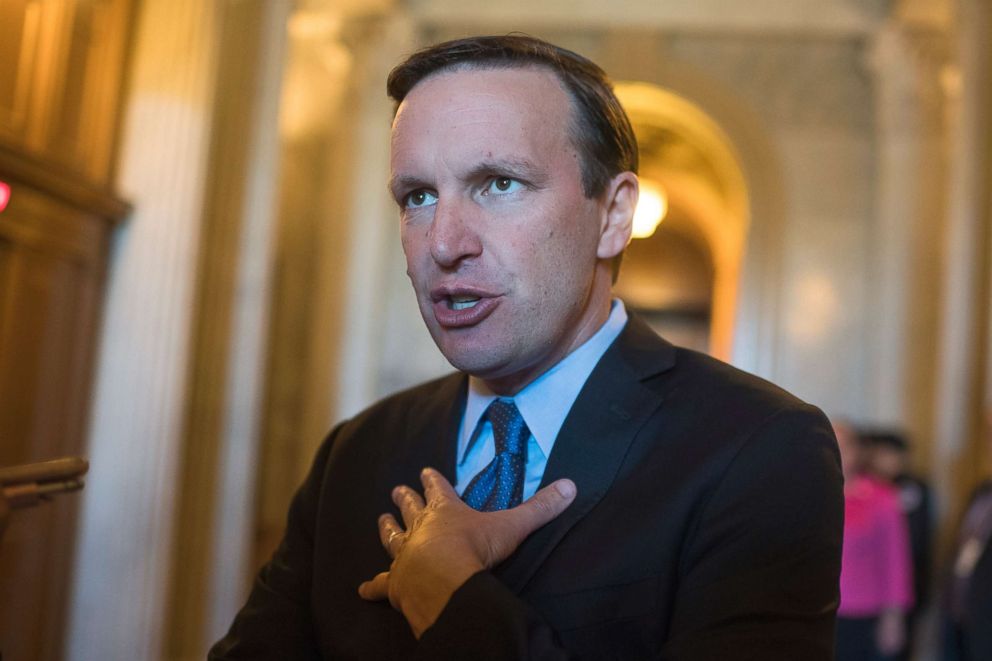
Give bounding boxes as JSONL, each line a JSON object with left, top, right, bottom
{"left": 404, "top": 190, "right": 438, "bottom": 209}
{"left": 484, "top": 177, "right": 523, "bottom": 195}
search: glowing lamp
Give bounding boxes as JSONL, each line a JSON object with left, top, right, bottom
{"left": 0, "top": 181, "right": 9, "bottom": 213}
{"left": 631, "top": 181, "right": 668, "bottom": 239}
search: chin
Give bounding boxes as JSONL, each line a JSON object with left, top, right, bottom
{"left": 439, "top": 347, "right": 499, "bottom": 377}
{"left": 433, "top": 338, "right": 507, "bottom": 379}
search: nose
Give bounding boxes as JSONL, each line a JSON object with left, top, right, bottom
{"left": 428, "top": 198, "right": 482, "bottom": 268}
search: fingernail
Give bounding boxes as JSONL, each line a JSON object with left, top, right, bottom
{"left": 555, "top": 479, "right": 576, "bottom": 499}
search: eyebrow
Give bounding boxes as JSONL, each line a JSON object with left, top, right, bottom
{"left": 466, "top": 157, "right": 547, "bottom": 183}
{"left": 387, "top": 174, "right": 427, "bottom": 201}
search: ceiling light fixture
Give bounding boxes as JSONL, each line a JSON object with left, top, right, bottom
{"left": 631, "top": 180, "right": 668, "bottom": 239}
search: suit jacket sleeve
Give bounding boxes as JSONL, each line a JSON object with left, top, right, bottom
{"left": 208, "top": 427, "right": 340, "bottom": 660}
{"left": 416, "top": 405, "right": 843, "bottom": 661}
{"left": 660, "top": 406, "right": 843, "bottom": 659}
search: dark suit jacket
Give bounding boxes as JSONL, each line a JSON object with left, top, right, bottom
{"left": 211, "top": 315, "right": 844, "bottom": 660}
{"left": 967, "top": 536, "right": 992, "bottom": 660}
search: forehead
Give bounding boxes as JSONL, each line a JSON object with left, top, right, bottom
{"left": 390, "top": 66, "right": 576, "bottom": 168}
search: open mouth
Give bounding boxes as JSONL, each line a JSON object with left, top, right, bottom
{"left": 448, "top": 295, "right": 481, "bottom": 311}
{"left": 431, "top": 289, "right": 501, "bottom": 328}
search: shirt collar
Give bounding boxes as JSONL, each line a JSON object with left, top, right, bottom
{"left": 458, "top": 299, "right": 629, "bottom": 463}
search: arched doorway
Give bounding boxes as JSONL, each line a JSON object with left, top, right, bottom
{"left": 613, "top": 83, "right": 749, "bottom": 361}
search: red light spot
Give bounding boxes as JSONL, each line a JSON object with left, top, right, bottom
{"left": 0, "top": 182, "right": 9, "bottom": 213}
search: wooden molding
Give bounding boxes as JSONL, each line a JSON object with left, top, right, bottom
{"left": 0, "top": 140, "right": 130, "bottom": 225}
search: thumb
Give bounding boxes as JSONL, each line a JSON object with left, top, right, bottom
{"left": 505, "top": 479, "right": 577, "bottom": 536}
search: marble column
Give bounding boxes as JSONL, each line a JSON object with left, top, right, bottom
{"left": 933, "top": 0, "right": 992, "bottom": 520}
{"left": 866, "top": 20, "right": 950, "bottom": 445}
{"left": 333, "top": 13, "right": 423, "bottom": 421}
{"left": 65, "top": 1, "right": 221, "bottom": 659}
{"left": 160, "top": 1, "right": 290, "bottom": 657}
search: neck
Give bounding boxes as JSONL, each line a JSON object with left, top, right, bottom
{"left": 482, "top": 288, "right": 614, "bottom": 396}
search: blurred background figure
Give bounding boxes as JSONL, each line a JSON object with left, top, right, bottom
{"left": 863, "top": 430, "right": 933, "bottom": 661}
{"left": 834, "top": 420, "right": 914, "bottom": 661}
{"left": 942, "top": 410, "right": 992, "bottom": 661}
{"left": 942, "top": 479, "right": 992, "bottom": 660}
{"left": 960, "top": 533, "right": 992, "bottom": 660}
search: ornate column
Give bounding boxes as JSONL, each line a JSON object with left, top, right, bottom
{"left": 933, "top": 0, "right": 992, "bottom": 521}
{"left": 333, "top": 13, "right": 424, "bottom": 419}
{"left": 865, "top": 19, "right": 950, "bottom": 444}
{"left": 161, "top": 1, "right": 290, "bottom": 657}
{"left": 248, "top": 4, "right": 421, "bottom": 586}
{"left": 65, "top": 1, "right": 221, "bottom": 658}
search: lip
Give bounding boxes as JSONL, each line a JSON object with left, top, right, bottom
{"left": 429, "top": 285, "right": 502, "bottom": 328}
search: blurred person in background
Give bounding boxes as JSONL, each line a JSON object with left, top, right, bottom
{"left": 961, "top": 534, "right": 992, "bottom": 660}
{"left": 864, "top": 430, "right": 932, "bottom": 661}
{"left": 834, "top": 420, "right": 914, "bottom": 661}
{"left": 943, "top": 410, "right": 992, "bottom": 661}
{"left": 943, "top": 479, "right": 992, "bottom": 660}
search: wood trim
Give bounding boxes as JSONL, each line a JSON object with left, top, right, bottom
{"left": 0, "top": 141, "right": 130, "bottom": 224}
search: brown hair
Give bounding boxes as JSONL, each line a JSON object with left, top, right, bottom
{"left": 387, "top": 35, "right": 638, "bottom": 199}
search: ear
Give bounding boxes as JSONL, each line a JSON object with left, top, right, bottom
{"left": 596, "top": 172, "right": 638, "bottom": 260}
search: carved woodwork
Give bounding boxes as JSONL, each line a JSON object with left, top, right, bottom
{"left": 0, "top": 0, "right": 133, "bottom": 659}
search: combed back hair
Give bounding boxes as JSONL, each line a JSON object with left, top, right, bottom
{"left": 386, "top": 34, "right": 639, "bottom": 200}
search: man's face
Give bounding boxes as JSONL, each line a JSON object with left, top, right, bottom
{"left": 870, "top": 446, "right": 905, "bottom": 480}
{"left": 390, "top": 67, "right": 625, "bottom": 393}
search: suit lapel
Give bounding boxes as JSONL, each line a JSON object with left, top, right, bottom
{"left": 494, "top": 315, "right": 678, "bottom": 593}
{"left": 379, "top": 373, "right": 466, "bottom": 497}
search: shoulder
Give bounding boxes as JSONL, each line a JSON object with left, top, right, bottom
{"left": 602, "top": 317, "right": 836, "bottom": 484}
{"left": 337, "top": 372, "right": 465, "bottom": 444}
{"left": 605, "top": 321, "right": 840, "bottom": 515}
{"left": 658, "top": 344, "right": 830, "bottom": 449}
{"left": 613, "top": 314, "right": 820, "bottom": 428}
{"left": 311, "top": 372, "right": 465, "bottom": 468}
{"left": 674, "top": 346, "right": 810, "bottom": 411}
{"left": 339, "top": 372, "right": 464, "bottom": 433}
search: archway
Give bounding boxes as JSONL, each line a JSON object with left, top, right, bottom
{"left": 613, "top": 83, "right": 749, "bottom": 361}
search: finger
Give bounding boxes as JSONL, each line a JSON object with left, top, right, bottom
{"left": 377, "top": 513, "right": 405, "bottom": 558}
{"left": 357, "top": 571, "right": 390, "bottom": 601}
{"left": 421, "top": 467, "right": 459, "bottom": 503}
{"left": 392, "top": 485, "right": 425, "bottom": 527}
{"left": 506, "top": 479, "right": 577, "bottom": 535}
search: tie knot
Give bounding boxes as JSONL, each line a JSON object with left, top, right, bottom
{"left": 486, "top": 399, "right": 528, "bottom": 456}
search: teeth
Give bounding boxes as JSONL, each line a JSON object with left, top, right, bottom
{"left": 450, "top": 295, "right": 480, "bottom": 311}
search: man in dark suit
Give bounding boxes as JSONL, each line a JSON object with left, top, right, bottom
{"left": 211, "top": 35, "right": 843, "bottom": 659}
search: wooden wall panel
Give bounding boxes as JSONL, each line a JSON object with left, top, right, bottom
{"left": 0, "top": 184, "right": 109, "bottom": 661}
{"left": 0, "top": 1, "right": 132, "bottom": 659}
{"left": 0, "top": 0, "right": 133, "bottom": 185}
{"left": 0, "top": 0, "right": 42, "bottom": 141}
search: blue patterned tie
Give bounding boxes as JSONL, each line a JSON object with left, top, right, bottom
{"left": 462, "top": 399, "right": 529, "bottom": 511}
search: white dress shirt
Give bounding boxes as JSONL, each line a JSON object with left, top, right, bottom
{"left": 455, "top": 300, "right": 628, "bottom": 501}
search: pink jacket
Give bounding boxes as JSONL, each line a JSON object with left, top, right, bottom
{"left": 838, "top": 475, "right": 914, "bottom": 616}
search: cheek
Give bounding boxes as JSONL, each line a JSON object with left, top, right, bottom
{"left": 401, "top": 237, "right": 430, "bottom": 290}
{"left": 540, "top": 213, "right": 599, "bottom": 270}
{"left": 400, "top": 229, "right": 424, "bottom": 264}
